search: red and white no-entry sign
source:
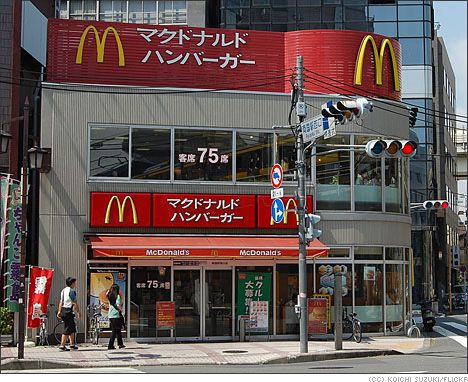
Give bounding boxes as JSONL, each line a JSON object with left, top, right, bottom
{"left": 270, "top": 164, "right": 283, "bottom": 189}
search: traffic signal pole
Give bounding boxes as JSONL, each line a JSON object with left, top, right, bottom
{"left": 296, "top": 56, "right": 309, "bottom": 354}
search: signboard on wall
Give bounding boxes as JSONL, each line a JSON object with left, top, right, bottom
{"left": 257, "top": 195, "right": 313, "bottom": 228}
{"left": 308, "top": 297, "right": 328, "bottom": 334}
{"left": 48, "top": 19, "right": 401, "bottom": 101}
{"left": 236, "top": 272, "right": 271, "bottom": 317}
{"left": 249, "top": 301, "right": 269, "bottom": 333}
{"left": 89, "top": 270, "right": 127, "bottom": 329}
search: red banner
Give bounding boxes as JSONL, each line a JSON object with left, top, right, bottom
{"left": 90, "top": 192, "right": 151, "bottom": 227}
{"left": 27, "top": 267, "right": 54, "bottom": 328}
{"left": 308, "top": 297, "right": 329, "bottom": 335}
{"left": 153, "top": 194, "right": 256, "bottom": 228}
{"left": 257, "top": 195, "right": 312, "bottom": 229}
{"left": 48, "top": 19, "right": 401, "bottom": 101}
{"left": 156, "top": 301, "right": 175, "bottom": 329}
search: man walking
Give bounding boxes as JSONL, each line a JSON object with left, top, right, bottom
{"left": 57, "top": 277, "right": 81, "bottom": 351}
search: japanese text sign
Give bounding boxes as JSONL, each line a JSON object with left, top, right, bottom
{"left": 153, "top": 194, "right": 256, "bottom": 228}
{"left": 156, "top": 301, "right": 176, "bottom": 329}
{"left": 236, "top": 272, "right": 271, "bottom": 317}
{"left": 249, "top": 301, "right": 269, "bottom": 333}
{"left": 27, "top": 267, "right": 54, "bottom": 328}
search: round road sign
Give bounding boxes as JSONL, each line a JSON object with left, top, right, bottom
{"left": 270, "top": 164, "right": 283, "bottom": 189}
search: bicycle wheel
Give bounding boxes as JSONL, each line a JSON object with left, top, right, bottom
{"left": 92, "top": 322, "right": 100, "bottom": 345}
{"left": 352, "top": 320, "right": 362, "bottom": 343}
{"left": 342, "top": 319, "right": 354, "bottom": 340}
{"left": 38, "top": 326, "right": 48, "bottom": 346}
{"left": 53, "top": 321, "right": 64, "bottom": 344}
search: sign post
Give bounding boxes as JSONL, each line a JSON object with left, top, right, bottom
{"left": 156, "top": 301, "right": 176, "bottom": 342}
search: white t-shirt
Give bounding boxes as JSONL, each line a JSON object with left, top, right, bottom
{"left": 60, "top": 286, "right": 77, "bottom": 308}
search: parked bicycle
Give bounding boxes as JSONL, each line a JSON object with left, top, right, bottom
{"left": 37, "top": 305, "right": 53, "bottom": 346}
{"left": 87, "top": 303, "right": 104, "bottom": 345}
{"left": 342, "top": 307, "right": 362, "bottom": 343}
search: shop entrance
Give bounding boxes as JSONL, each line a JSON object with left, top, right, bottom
{"left": 173, "top": 267, "right": 233, "bottom": 340}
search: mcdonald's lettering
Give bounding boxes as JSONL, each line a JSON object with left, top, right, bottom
{"left": 105, "top": 196, "right": 138, "bottom": 224}
{"left": 76, "top": 25, "right": 125, "bottom": 67}
{"left": 354, "top": 35, "right": 400, "bottom": 92}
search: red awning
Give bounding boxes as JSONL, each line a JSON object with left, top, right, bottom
{"left": 89, "top": 236, "right": 328, "bottom": 259}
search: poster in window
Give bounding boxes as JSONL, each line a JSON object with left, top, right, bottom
{"left": 364, "top": 266, "right": 376, "bottom": 281}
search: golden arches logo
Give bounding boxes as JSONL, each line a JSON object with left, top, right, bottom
{"left": 354, "top": 35, "right": 400, "bottom": 92}
{"left": 270, "top": 198, "right": 299, "bottom": 225}
{"left": 76, "top": 25, "right": 125, "bottom": 67}
{"left": 105, "top": 196, "right": 138, "bottom": 224}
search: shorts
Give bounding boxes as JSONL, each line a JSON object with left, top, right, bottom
{"left": 61, "top": 308, "right": 76, "bottom": 335}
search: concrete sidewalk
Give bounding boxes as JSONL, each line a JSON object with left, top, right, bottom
{"left": 0, "top": 336, "right": 428, "bottom": 371}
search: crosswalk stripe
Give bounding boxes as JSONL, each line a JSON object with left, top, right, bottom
{"left": 443, "top": 322, "right": 467, "bottom": 333}
{"left": 434, "top": 326, "right": 467, "bottom": 348}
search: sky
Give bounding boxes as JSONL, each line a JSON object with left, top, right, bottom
{"left": 433, "top": 1, "right": 467, "bottom": 210}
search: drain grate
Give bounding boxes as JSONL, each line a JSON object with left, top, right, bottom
{"left": 222, "top": 350, "right": 248, "bottom": 354}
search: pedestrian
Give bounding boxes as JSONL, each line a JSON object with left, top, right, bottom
{"left": 57, "top": 276, "right": 80, "bottom": 351}
{"left": 106, "top": 283, "right": 125, "bottom": 350}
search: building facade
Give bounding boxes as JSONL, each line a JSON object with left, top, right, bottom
{"left": 39, "top": 19, "right": 413, "bottom": 341}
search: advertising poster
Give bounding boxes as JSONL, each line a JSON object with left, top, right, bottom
{"left": 308, "top": 298, "right": 328, "bottom": 334}
{"left": 89, "top": 270, "right": 126, "bottom": 329}
{"left": 156, "top": 301, "right": 175, "bottom": 329}
{"left": 317, "top": 264, "right": 349, "bottom": 297}
{"left": 5, "top": 181, "right": 22, "bottom": 312}
{"left": 248, "top": 301, "right": 269, "bottom": 333}
{"left": 364, "top": 266, "right": 376, "bottom": 281}
{"left": 236, "top": 272, "right": 271, "bottom": 316}
{"left": 27, "top": 267, "right": 54, "bottom": 328}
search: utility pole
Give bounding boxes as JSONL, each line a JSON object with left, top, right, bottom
{"left": 296, "top": 55, "right": 308, "bottom": 354}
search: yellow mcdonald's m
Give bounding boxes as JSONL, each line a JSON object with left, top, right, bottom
{"left": 76, "top": 25, "right": 125, "bottom": 67}
{"left": 354, "top": 35, "right": 400, "bottom": 92}
{"left": 270, "top": 198, "right": 299, "bottom": 225}
{"left": 105, "top": 196, "right": 138, "bottom": 224}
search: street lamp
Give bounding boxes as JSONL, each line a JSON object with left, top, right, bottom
{"left": 0, "top": 131, "right": 12, "bottom": 154}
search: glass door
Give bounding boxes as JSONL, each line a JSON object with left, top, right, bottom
{"left": 204, "top": 269, "right": 233, "bottom": 338}
{"left": 173, "top": 269, "right": 201, "bottom": 338}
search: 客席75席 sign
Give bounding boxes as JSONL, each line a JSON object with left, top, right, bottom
{"left": 48, "top": 19, "right": 401, "bottom": 101}
{"left": 90, "top": 192, "right": 312, "bottom": 229}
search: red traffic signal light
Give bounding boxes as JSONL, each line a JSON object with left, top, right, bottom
{"left": 365, "top": 140, "right": 417, "bottom": 158}
{"left": 423, "top": 200, "right": 449, "bottom": 210}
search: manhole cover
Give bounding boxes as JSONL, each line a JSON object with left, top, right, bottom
{"left": 222, "top": 350, "right": 248, "bottom": 354}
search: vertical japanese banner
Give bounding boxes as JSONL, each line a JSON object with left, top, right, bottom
{"left": 236, "top": 272, "right": 271, "bottom": 316}
{"left": 5, "top": 181, "right": 22, "bottom": 312}
{"left": 27, "top": 267, "right": 54, "bottom": 328}
{"left": 89, "top": 271, "right": 126, "bottom": 329}
{"left": 0, "top": 174, "right": 10, "bottom": 265}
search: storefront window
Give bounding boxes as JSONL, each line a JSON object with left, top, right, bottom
{"left": 355, "top": 136, "right": 382, "bottom": 212}
{"left": 130, "top": 266, "right": 171, "bottom": 337}
{"left": 276, "top": 264, "right": 299, "bottom": 335}
{"left": 316, "top": 135, "right": 351, "bottom": 210}
{"left": 354, "top": 246, "right": 383, "bottom": 261}
{"left": 174, "top": 129, "right": 232, "bottom": 181}
{"left": 131, "top": 128, "right": 171, "bottom": 180}
{"left": 385, "top": 263, "right": 404, "bottom": 332}
{"left": 90, "top": 126, "right": 129, "bottom": 178}
{"left": 236, "top": 132, "right": 274, "bottom": 182}
{"left": 354, "top": 263, "right": 384, "bottom": 333}
{"left": 277, "top": 133, "right": 302, "bottom": 182}
{"left": 385, "top": 158, "right": 403, "bottom": 213}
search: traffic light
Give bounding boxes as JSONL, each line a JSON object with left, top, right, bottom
{"left": 422, "top": 200, "right": 449, "bottom": 210}
{"left": 321, "top": 98, "right": 371, "bottom": 125}
{"left": 365, "top": 140, "right": 417, "bottom": 158}
{"left": 409, "top": 107, "right": 418, "bottom": 127}
{"left": 305, "top": 213, "right": 322, "bottom": 241}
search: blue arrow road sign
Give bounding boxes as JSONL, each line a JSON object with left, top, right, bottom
{"left": 271, "top": 198, "right": 285, "bottom": 224}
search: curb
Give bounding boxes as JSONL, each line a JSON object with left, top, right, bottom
{"left": 1, "top": 359, "right": 80, "bottom": 371}
{"left": 263, "top": 349, "right": 401, "bottom": 364}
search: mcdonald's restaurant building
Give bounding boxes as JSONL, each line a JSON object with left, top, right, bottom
{"left": 38, "top": 19, "right": 414, "bottom": 341}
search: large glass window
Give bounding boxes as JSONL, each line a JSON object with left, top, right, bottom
{"left": 174, "top": 129, "right": 232, "bottom": 181}
{"left": 355, "top": 137, "right": 382, "bottom": 212}
{"left": 385, "top": 158, "right": 403, "bottom": 213}
{"left": 367, "top": 5, "right": 397, "bottom": 21}
{"left": 159, "top": 0, "right": 187, "bottom": 24}
{"left": 90, "top": 126, "right": 129, "bottom": 178}
{"left": 131, "top": 128, "right": 171, "bottom": 180}
{"left": 397, "top": 4, "right": 423, "bottom": 21}
{"left": 130, "top": 266, "right": 171, "bottom": 338}
{"left": 99, "top": 0, "right": 125, "bottom": 22}
{"left": 316, "top": 135, "right": 351, "bottom": 211}
{"left": 385, "top": 260, "right": 404, "bottom": 332}
{"left": 370, "top": 22, "right": 397, "bottom": 37}
{"left": 236, "top": 132, "right": 274, "bottom": 182}
{"left": 276, "top": 264, "right": 299, "bottom": 335}
{"left": 398, "top": 21, "right": 423, "bottom": 37}
{"left": 399, "top": 38, "right": 425, "bottom": 65}
{"left": 354, "top": 263, "right": 384, "bottom": 333}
